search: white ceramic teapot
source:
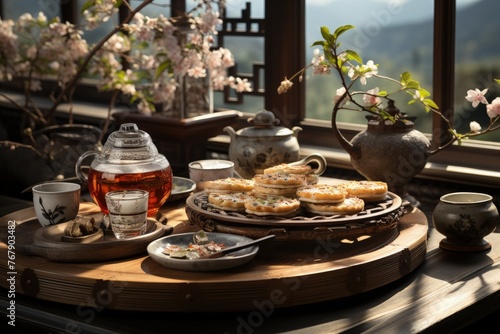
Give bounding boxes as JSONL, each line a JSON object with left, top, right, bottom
{"left": 224, "top": 110, "right": 302, "bottom": 179}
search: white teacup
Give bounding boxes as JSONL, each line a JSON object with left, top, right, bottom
{"left": 32, "top": 182, "right": 81, "bottom": 227}
{"left": 189, "top": 159, "right": 235, "bottom": 191}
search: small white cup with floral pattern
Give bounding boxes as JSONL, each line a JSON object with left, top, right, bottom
{"left": 32, "top": 182, "right": 81, "bottom": 227}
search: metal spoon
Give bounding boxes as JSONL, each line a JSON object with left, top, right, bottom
{"left": 201, "top": 234, "right": 276, "bottom": 259}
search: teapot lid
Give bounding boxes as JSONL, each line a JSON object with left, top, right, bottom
{"left": 238, "top": 110, "right": 293, "bottom": 137}
{"left": 108, "top": 123, "right": 152, "bottom": 148}
{"left": 101, "top": 123, "right": 159, "bottom": 161}
{"left": 366, "top": 100, "right": 416, "bottom": 133}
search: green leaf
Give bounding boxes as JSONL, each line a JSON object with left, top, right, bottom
{"left": 80, "top": 1, "right": 95, "bottom": 13}
{"left": 404, "top": 80, "right": 420, "bottom": 90}
{"left": 155, "top": 60, "right": 171, "bottom": 80}
{"left": 400, "top": 71, "right": 412, "bottom": 83}
{"left": 424, "top": 98, "right": 439, "bottom": 110}
{"left": 311, "top": 40, "right": 326, "bottom": 47}
{"left": 320, "top": 26, "right": 331, "bottom": 41}
{"left": 333, "top": 25, "right": 355, "bottom": 41}
{"left": 494, "top": 79, "right": 500, "bottom": 84}
{"left": 324, "top": 50, "right": 336, "bottom": 66}
{"left": 345, "top": 50, "right": 362, "bottom": 64}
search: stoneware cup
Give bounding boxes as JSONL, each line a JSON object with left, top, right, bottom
{"left": 432, "top": 192, "right": 499, "bottom": 252}
{"left": 188, "top": 159, "right": 234, "bottom": 191}
{"left": 32, "top": 182, "right": 81, "bottom": 227}
{"left": 105, "top": 189, "right": 149, "bottom": 239}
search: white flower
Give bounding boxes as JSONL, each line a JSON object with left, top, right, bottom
{"left": 277, "top": 78, "right": 293, "bottom": 94}
{"left": 49, "top": 61, "right": 60, "bottom": 71}
{"left": 465, "top": 88, "right": 488, "bottom": 108}
{"left": 413, "top": 90, "right": 424, "bottom": 102}
{"left": 349, "top": 60, "right": 378, "bottom": 85}
{"left": 469, "top": 121, "right": 481, "bottom": 133}
{"left": 333, "top": 87, "right": 347, "bottom": 107}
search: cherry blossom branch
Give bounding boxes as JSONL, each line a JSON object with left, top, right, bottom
{"left": 46, "top": 0, "right": 155, "bottom": 123}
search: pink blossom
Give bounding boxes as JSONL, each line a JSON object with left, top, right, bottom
{"left": 465, "top": 88, "right": 488, "bottom": 108}
{"left": 229, "top": 76, "right": 252, "bottom": 93}
{"left": 363, "top": 87, "right": 381, "bottom": 107}
{"left": 311, "top": 50, "right": 330, "bottom": 75}
{"left": 486, "top": 97, "right": 500, "bottom": 118}
{"left": 187, "top": 66, "right": 207, "bottom": 79}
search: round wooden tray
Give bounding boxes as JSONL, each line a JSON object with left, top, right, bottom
{"left": 0, "top": 205, "right": 428, "bottom": 312}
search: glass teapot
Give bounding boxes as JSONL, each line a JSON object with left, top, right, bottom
{"left": 75, "top": 123, "right": 173, "bottom": 217}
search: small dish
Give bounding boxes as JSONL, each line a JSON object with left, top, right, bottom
{"left": 168, "top": 177, "right": 196, "bottom": 202}
{"left": 147, "top": 232, "right": 259, "bottom": 271}
{"left": 20, "top": 219, "right": 167, "bottom": 262}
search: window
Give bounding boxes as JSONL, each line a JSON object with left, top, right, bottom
{"left": 305, "top": 0, "right": 435, "bottom": 129}
{"left": 1, "top": 0, "right": 499, "bottom": 185}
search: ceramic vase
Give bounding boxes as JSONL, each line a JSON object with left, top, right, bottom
{"left": 332, "top": 100, "right": 431, "bottom": 206}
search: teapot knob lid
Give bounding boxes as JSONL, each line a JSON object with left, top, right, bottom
{"left": 120, "top": 123, "right": 139, "bottom": 132}
{"left": 248, "top": 110, "right": 280, "bottom": 128}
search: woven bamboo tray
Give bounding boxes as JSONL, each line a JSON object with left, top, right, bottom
{"left": 186, "top": 191, "right": 404, "bottom": 240}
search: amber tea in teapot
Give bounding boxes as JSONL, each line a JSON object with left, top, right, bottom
{"left": 76, "top": 123, "right": 173, "bottom": 217}
{"left": 87, "top": 168, "right": 172, "bottom": 217}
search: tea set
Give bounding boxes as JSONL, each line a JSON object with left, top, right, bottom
{"left": 30, "top": 112, "right": 498, "bottom": 258}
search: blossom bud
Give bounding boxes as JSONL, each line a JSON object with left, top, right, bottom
{"left": 469, "top": 121, "right": 481, "bottom": 133}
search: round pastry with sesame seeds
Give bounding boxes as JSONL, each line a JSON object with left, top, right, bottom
{"left": 264, "top": 163, "right": 313, "bottom": 175}
{"left": 203, "top": 177, "right": 254, "bottom": 194}
{"left": 296, "top": 184, "right": 348, "bottom": 203}
{"left": 208, "top": 192, "right": 250, "bottom": 212}
{"left": 244, "top": 195, "right": 301, "bottom": 216}
{"left": 338, "top": 180, "right": 388, "bottom": 202}
{"left": 304, "top": 196, "right": 365, "bottom": 215}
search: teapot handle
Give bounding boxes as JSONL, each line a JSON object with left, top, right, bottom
{"left": 288, "top": 153, "right": 327, "bottom": 176}
{"left": 75, "top": 150, "right": 99, "bottom": 183}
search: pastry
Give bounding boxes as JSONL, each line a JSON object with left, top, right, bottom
{"left": 244, "top": 195, "right": 301, "bottom": 216}
{"left": 253, "top": 173, "right": 307, "bottom": 197}
{"left": 208, "top": 192, "right": 249, "bottom": 211}
{"left": 304, "top": 196, "right": 365, "bottom": 215}
{"left": 203, "top": 177, "right": 254, "bottom": 194}
{"left": 264, "top": 163, "right": 312, "bottom": 175}
{"left": 296, "top": 184, "right": 348, "bottom": 203}
{"left": 338, "top": 180, "right": 388, "bottom": 202}
{"left": 264, "top": 163, "right": 318, "bottom": 184}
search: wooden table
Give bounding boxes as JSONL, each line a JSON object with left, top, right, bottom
{"left": 1, "top": 198, "right": 499, "bottom": 333}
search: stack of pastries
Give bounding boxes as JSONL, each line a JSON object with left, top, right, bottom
{"left": 201, "top": 163, "right": 388, "bottom": 217}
